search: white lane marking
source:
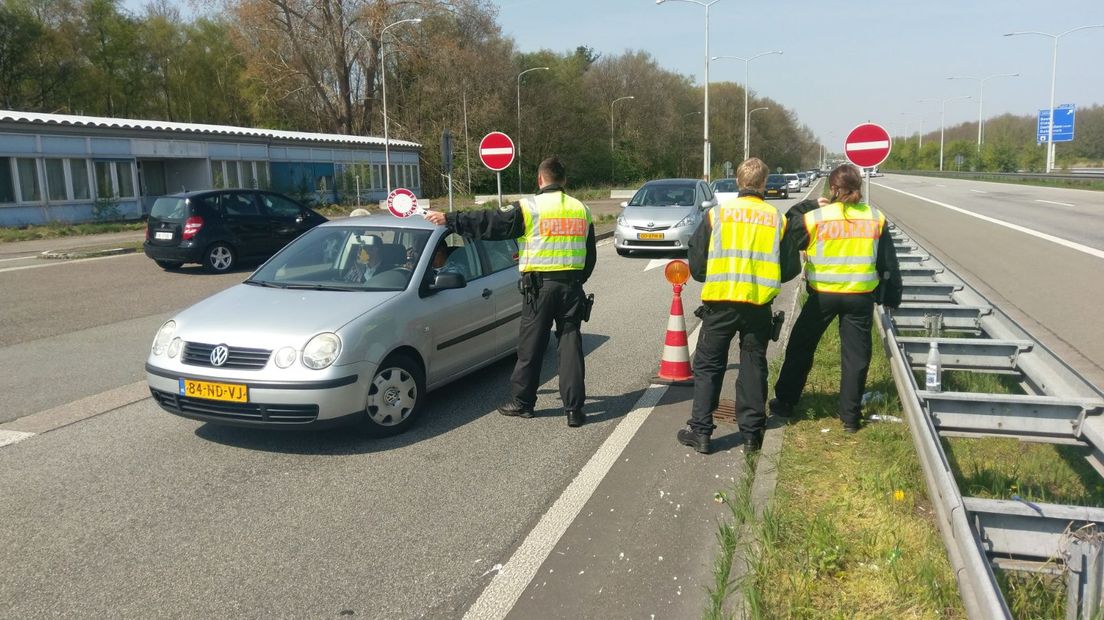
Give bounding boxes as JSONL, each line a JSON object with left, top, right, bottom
{"left": 0, "top": 255, "right": 36, "bottom": 263}
{"left": 0, "top": 430, "right": 35, "bottom": 448}
{"left": 463, "top": 323, "right": 702, "bottom": 620}
{"left": 936, "top": 184, "right": 947, "bottom": 187}
{"left": 875, "top": 183, "right": 1104, "bottom": 261}
{"left": 1036, "top": 199, "right": 1076, "bottom": 207}
{"left": 645, "top": 258, "right": 668, "bottom": 272}
{"left": 597, "top": 238, "right": 613, "bottom": 248}
{"left": 479, "top": 147, "right": 514, "bottom": 156}
{"left": 845, "top": 140, "right": 890, "bottom": 151}
{"left": 970, "top": 189, "right": 987, "bottom": 194}
{"left": 0, "top": 252, "right": 133, "bottom": 273}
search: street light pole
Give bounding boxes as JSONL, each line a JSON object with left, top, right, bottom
{"left": 947, "top": 73, "right": 1019, "bottom": 153}
{"left": 371, "top": 18, "right": 422, "bottom": 196}
{"left": 516, "top": 66, "right": 549, "bottom": 194}
{"left": 747, "top": 106, "right": 768, "bottom": 156}
{"left": 711, "top": 51, "right": 783, "bottom": 161}
{"left": 657, "top": 0, "right": 721, "bottom": 181}
{"left": 919, "top": 96, "right": 970, "bottom": 171}
{"left": 1004, "top": 26, "right": 1103, "bottom": 173}
{"left": 899, "top": 112, "right": 924, "bottom": 150}
{"left": 609, "top": 96, "right": 635, "bottom": 184}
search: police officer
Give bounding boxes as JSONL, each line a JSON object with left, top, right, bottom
{"left": 677, "top": 158, "right": 801, "bottom": 455}
{"left": 769, "top": 163, "right": 903, "bottom": 432}
{"left": 423, "top": 156, "right": 596, "bottom": 427}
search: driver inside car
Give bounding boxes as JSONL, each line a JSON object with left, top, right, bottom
{"left": 342, "top": 243, "right": 384, "bottom": 283}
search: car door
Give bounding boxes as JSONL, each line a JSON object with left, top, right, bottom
{"left": 259, "top": 192, "right": 314, "bottom": 254}
{"left": 423, "top": 235, "right": 500, "bottom": 384}
{"left": 218, "top": 191, "right": 268, "bottom": 259}
{"left": 476, "top": 238, "right": 523, "bottom": 354}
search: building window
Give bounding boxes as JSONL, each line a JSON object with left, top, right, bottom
{"left": 227, "top": 161, "right": 240, "bottom": 188}
{"left": 70, "top": 160, "right": 91, "bottom": 200}
{"left": 0, "top": 158, "right": 15, "bottom": 203}
{"left": 210, "top": 161, "right": 225, "bottom": 189}
{"left": 372, "top": 164, "right": 382, "bottom": 190}
{"left": 256, "top": 162, "right": 269, "bottom": 189}
{"left": 116, "top": 162, "right": 135, "bottom": 198}
{"left": 45, "top": 159, "right": 67, "bottom": 201}
{"left": 17, "top": 158, "right": 41, "bottom": 202}
{"left": 95, "top": 160, "right": 136, "bottom": 199}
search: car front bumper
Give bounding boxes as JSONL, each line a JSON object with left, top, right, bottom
{"left": 614, "top": 222, "right": 694, "bottom": 251}
{"left": 146, "top": 362, "right": 369, "bottom": 428}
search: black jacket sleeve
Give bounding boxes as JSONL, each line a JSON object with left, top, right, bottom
{"left": 875, "top": 228, "right": 903, "bottom": 308}
{"left": 581, "top": 224, "right": 597, "bottom": 284}
{"left": 687, "top": 215, "right": 712, "bottom": 283}
{"left": 784, "top": 199, "right": 818, "bottom": 250}
{"left": 444, "top": 202, "right": 526, "bottom": 241}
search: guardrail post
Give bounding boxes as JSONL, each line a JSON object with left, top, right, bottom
{"left": 1066, "top": 530, "right": 1104, "bottom": 620}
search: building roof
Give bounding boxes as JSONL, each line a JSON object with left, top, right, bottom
{"left": 0, "top": 109, "right": 421, "bottom": 149}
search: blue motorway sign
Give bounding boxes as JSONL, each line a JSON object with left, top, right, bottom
{"left": 1037, "top": 104, "right": 1075, "bottom": 143}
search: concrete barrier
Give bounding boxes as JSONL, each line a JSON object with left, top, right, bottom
{"left": 474, "top": 194, "right": 533, "bottom": 205}
{"left": 609, "top": 189, "right": 635, "bottom": 199}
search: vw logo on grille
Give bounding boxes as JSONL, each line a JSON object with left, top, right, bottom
{"left": 210, "top": 345, "right": 230, "bottom": 367}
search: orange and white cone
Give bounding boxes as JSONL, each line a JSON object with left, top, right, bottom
{"left": 653, "top": 283, "right": 694, "bottom": 385}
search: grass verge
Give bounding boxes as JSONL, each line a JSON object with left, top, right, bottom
{"left": 0, "top": 220, "right": 145, "bottom": 243}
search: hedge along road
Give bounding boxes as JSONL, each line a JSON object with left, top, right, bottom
{"left": 869, "top": 173, "right": 1104, "bottom": 388}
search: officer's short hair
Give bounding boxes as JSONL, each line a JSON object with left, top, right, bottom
{"left": 538, "top": 157, "right": 566, "bottom": 185}
{"left": 829, "top": 164, "right": 863, "bottom": 203}
{"left": 736, "top": 158, "right": 768, "bottom": 191}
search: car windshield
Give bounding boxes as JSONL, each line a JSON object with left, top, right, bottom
{"left": 628, "top": 183, "right": 697, "bottom": 207}
{"left": 767, "top": 174, "right": 784, "bottom": 183}
{"left": 247, "top": 225, "right": 431, "bottom": 292}
{"left": 713, "top": 179, "right": 737, "bottom": 192}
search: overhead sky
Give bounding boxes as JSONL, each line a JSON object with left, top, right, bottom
{"left": 492, "top": 0, "right": 1104, "bottom": 148}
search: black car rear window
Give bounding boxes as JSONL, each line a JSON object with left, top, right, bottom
{"left": 150, "top": 197, "right": 187, "bottom": 220}
{"left": 767, "top": 175, "right": 784, "bottom": 183}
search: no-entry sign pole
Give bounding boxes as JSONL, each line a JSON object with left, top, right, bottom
{"left": 844, "top": 123, "right": 891, "bottom": 205}
{"left": 479, "top": 131, "right": 516, "bottom": 210}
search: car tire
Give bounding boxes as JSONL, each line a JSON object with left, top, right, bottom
{"left": 154, "top": 260, "right": 183, "bottom": 270}
{"left": 360, "top": 353, "right": 425, "bottom": 437}
{"left": 616, "top": 247, "right": 631, "bottom": 257}
{"left": 203, "top": 242, "right": 236, "bottom": 273}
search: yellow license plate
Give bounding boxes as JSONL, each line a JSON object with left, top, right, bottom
{"left": 179, "top": 378, "right": 248, "bottom": 403}
{"left": 638, "top": 232, "right": 664, "bottom": 240}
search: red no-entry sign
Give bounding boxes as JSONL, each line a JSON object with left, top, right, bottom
{"left": 844, "top": 123, "right": 892, "bottom": 168}
{"left": 479, "top": 132, "right": 515, "bottom": 171}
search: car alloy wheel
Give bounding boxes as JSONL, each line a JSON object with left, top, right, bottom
{"left": 204, "top": 243, "right": 235, "bottom": 273}
{"left": 362, "top": 353, "right": 424, "bottom": 436}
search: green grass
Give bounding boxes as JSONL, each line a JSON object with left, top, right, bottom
{"left": 0, "top": 220, "right": 146, "bottom": 243}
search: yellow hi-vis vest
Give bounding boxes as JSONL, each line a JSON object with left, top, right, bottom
{"left": 701, "top": 195, "right": 784, "bottom": 304}
{"left": 803, "top": 202, "right": 886, "bottom": 294}
{"left": 518, "top": 191, "right": 592, "bottom": 272}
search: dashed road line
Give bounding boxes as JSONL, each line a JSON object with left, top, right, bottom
{"left": 0, "top": 429, "right": 34, "bottom": 448}
{"left": 0, "top": 252, "right": 135, "bottom": 274}
{"left": 1036, "top": 199, "right": 1076, "bottom": 207}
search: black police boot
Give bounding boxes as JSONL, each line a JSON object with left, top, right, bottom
{"left": 769, "top": 398, "right": 794, "bottom": 419}
{"left": 677, "top": 428, "right": 711, "bottom": 454}
{"left": 497, "top": 402, "right": 534, "bottom": 418}
{"left": 842, "top": 420, "right": 861, "bottom": 434}
{"left": 742, "top": 431, "right": 763, "bottom": 453}
{"left": 566, "top": 409, "right": 585, "bottom": 427}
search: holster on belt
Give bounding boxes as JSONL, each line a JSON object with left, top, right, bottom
{"left": 518, "top": 271, "right": 542, "bottom": 305}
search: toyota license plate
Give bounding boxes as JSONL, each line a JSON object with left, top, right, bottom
{"left": 638, "top": 233, "right": 663, "bottom": 240}
{"left": 179, "top": 379, "right": 248, "bottom": 403}
{"left": 155, "top": 231, "right": 173, "bottom": 240}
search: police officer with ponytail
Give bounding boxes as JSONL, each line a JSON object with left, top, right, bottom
{"left": 769, "top": 163, "right": 902, "bottom": 432}
{"left": 677, "top": 158, "right": 801, "bottom": 455}
{"left": 424, "top": 156, "right": 596, "bottom": 427}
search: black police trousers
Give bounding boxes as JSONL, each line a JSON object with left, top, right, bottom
{"left": 774, "top": 291, "right": 874, "bottom": 426}
{"left": 511, "top": 277, "right": 586, "bottom": 412}
{"left": 688, "top": 302, "right": 773, "bottom": 437}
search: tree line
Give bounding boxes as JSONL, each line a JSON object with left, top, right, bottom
{"left": 884, "top": 105, "right": 1104, "bottom": 173}
{"left": 1, "top": 0, "right": 824, "bottom": 197}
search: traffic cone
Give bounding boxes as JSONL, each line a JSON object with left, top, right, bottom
{"left": 653, "top": 283, "right": 694, "bottom": 385}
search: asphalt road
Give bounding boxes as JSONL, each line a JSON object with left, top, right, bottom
{"left": 869, "top": 174, "right": 1104, "bottom": 388}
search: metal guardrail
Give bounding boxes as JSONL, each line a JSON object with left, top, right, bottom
{"left": 874, "top": 222, "right": 1104, "bottom": 619}
{"left": 887, "top": 170, "right": 1104, "bottom": 184}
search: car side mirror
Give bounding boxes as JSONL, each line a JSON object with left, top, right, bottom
{"left": 700, "top": 200, "right": 713, "bottom": 210}
{"left": 619, "top": 201, "right": 628, "bottom": 208}
{"left": 430, "top": 271, "right": 466, "bottom": 291}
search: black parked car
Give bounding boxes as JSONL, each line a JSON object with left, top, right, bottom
{"left": 764, "top": 174, "right": 789, "bottom": 199}
{"left": 144, "top": 189, "right": 327, "bottom": 272}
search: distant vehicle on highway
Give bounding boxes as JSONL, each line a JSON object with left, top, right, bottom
{"left": 765, "top": 174, "right": 789, "bottom": 199}
{"left": 711, "top": 178, "right": 739, "bottom": 204}
{"left": 144, "top": 189, "right": 327, "bottom": 273}
{"left": 615, "top": 179, "right": 717, "bottom": 256}
{"left": 797, "top": 172, "right": 811, "bottom": 187}
{"left": 146, "top": 214, "right": 522, "bottom": 435}
{"left": 784, "top": 173, "right": 801, "bottom": 192}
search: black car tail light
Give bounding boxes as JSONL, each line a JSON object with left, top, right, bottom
{"left": 183, "top": 216, "right": 204, "bottom": 240}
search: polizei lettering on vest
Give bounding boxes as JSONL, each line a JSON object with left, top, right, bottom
{"left": 539, "top": 218, "right": 587, "bottom": 237}
{"left": 817, "top": 219, "right": 879, "bottom": 241}
{"left": 716, "top": 207, "right": 778, "bottom": 227}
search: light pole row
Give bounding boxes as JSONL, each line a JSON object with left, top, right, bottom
{"left": 516, "top": 66, "right": 549, "bottom": 193}
{"left": 711, "top": 51, "right": 782, "bottom": 161}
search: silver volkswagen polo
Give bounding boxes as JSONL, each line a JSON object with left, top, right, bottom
{"left": 145, "top": 214, "right": 522, "bottom": 435}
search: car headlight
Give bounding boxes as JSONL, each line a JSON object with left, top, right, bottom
{"left": 167, "top": 338, "right": 183, "bottom": 358}
{"left": 302, "top": 333, "right": 341, "bottom": 370}
{"left": 673, "top": 213, "right": 698, "bottom": 228}
{"left": 152, "top": 320, "right": 176, "bottom": 356}
{"left": 274, "top": 346, "right": 297, "bottom": 369}
{"left": 617, "top": 215, "right": 627, "bottom": 226}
